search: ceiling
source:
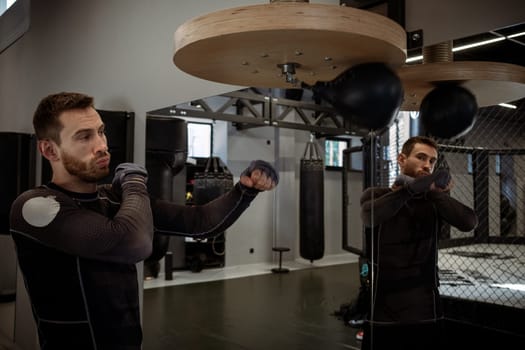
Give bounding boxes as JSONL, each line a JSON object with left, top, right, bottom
{"left": 340, "top": 0, "right": 525, "bottom": 67}
{"left": 340, "top": 0, "right": 525, "bottom": 111}
{"left": 449, "top": 22, "right": 525, "bottom": 67}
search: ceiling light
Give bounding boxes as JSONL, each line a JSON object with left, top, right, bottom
{"left": 406, "top": 55, "right": 423, "bottom": 63}
{"left": 452, "top": 37, "right": 506, "bottom": 52}
{"left": 507, "top": 31, "right": 525, "bottom": 39}
{"left": 406, "top": 35, "right": 513, "bottom": 63}
{"left": 498, "top": 103, "right": 517, "bottom": 109}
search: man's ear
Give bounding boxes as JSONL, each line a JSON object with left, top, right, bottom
{"left": 38, "top": 140, "right": 59, "bottom": 161}
{"left": 397, "top": 153, "right": 407, "bottom": 168}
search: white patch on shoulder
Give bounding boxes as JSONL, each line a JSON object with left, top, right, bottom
{"left": 22, "top": 196, "right": 60, "bottom": 227}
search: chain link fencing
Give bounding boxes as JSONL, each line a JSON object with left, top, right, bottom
{"left": 379, "top": 100, "right": 525, "bottom": 309}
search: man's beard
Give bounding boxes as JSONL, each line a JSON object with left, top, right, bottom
{"left": 62, "top": 150, "right": 110, "bottom": 183}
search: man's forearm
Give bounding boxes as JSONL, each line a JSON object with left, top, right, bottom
{"left": 360, "top": 187, "right": 411, "bottom": 227}
{"left": 152, "top": 182, "right": 259, "bottom": 238}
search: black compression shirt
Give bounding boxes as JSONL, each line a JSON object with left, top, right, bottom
{"left": 10, "top": 180, "right": 258, "bottom": 350}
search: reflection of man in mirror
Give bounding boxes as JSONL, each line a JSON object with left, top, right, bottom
{"left": 360, "top": 136, "right": 478, "bottom": 350}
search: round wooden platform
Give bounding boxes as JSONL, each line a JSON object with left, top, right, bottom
{"left": 174, "top": 3, "right": 406, "bottom": 88}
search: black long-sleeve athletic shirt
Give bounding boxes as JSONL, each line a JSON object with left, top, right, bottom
{"left": 360, "top": 187, "right": 477, "bottom": 325}
{"left": 10, "top": 180, "right": 259, "bottom": 350}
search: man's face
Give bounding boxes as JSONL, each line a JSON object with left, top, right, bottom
{"left": 57, "top": 107, "right": 111, "bottom": 182}
{"left": 398, "top": 142, "right": 437, "bottom": 178}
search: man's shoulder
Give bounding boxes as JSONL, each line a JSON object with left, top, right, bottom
{"left": 15, "top": 186, "right": 54, "bottom": 200}
{"left": 360, "top": 186, "right": 391, "bottom": 201}
{"left": 12, "top": 185, "right": 74, "bottom": 208}
{"left": 362, "top": 186, "right": 391, "bottom": 195}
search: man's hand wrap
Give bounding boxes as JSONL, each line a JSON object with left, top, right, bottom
{"left": 433, "top": 169, "right": 451, "bottom": 189}
{"left": 393, "top": 174, "right": 414, "bottom": 188}
{"left": 406, "top": 169, "right": 450, "bottom": 195}
{"left": 112, "top": 163, "right": 148, "bottom": 193}
{"left": 241, "top": 160, "right": 279, "bottom": 186}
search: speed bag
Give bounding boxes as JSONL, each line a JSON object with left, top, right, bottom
{"left": 299, "top": 159, "right": 325, "bottom": 261}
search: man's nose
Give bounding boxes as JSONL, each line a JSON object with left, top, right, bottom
{"left": 95, "top": 134, "right": 108, "bottom": 154}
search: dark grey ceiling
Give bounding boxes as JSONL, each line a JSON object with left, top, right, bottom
{"left": 429, "top": 22, "right": 525, "bottom": 67}
{"left": 340, "top": 0, "right": 525, "bottom": 67}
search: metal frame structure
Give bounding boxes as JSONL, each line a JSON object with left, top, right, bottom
{"left": 438, "top": 144, "right": 525, "bottom": 247}
{"left": 147, "top": 89, "right": 370, "bottom": 137}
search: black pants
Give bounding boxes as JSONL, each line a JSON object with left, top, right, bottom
{"left": 361, "top": 320, "right": 443, "bottom": 350}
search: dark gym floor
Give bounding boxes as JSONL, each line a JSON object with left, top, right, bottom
{"left": 142, "top": 259, "right": 525, "bottom": 350}
{"left": 142, "top": 263, "right": 362, "bottom": 350}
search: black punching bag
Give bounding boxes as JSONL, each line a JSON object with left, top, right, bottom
{"left": 308, "top": 62, "right": 403, "bottom": 131}
{"left": 0, "top": 132, "right": 35, "bottom": 299}
{"left": 300, "top": 136, "right": 324, "bottom": 262}
{"left": 189, "top": 157, "right": 233, "bottom": 272}
{"left": 193, "top": 157, "right": 233, "bottom": 205}
{"left": 0, "top": 133, "right": 35, "bottom": 232}
{"left": 419, "top": 85, "right": 478, "bottom": 139}
{"left": 145, "top": 117, "right": 188, "bottom": 278}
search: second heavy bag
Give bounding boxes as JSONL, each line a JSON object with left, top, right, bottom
{"left": 300, "top": 138, "right": 325, "bottom": 262}
{"left": 190, "top": 157, "right": 233, "bottom": 272}
{"left": 193, "top": 157, "right": 233, "bottom": 204}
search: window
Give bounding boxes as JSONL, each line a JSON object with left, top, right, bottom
{"left": 387, "top": 111, "right": 410, "bottom": 185}
{"left": 325, "top": 138, "right": 349, "bottom": 169}
{"left": 0, "top": 0, "right": 17, "bottom": 15}
{"left": 187, "top": 122, "right": 212, "bottom": 158}
{"left": 0, "top": 0, "right": 30, "bottom": 54}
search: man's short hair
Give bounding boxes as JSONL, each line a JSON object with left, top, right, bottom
{"left": 401, "top": 136, "right": 438, "bottom": 156}
{"left": 33, "top": 92, "right": 94, "bottom": 144}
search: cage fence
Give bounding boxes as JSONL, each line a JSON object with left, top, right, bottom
{"left": 379, "top": 100, "right": 525, "bottom": 309}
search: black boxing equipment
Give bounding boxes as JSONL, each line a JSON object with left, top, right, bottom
{"left": 307, "top": 63, "right": 403, "bottom": 131}
{"left": 190, "top": 157, "right": 233, "bottom": 270}
{"left": 299, "top": 139, "right": 325, "bottom": 262}
{"left": 145, "top": 117, "right": 188, "bottom": 277}
{"left": 433, "top": 169, "right": 451, "bottom": 189}
{"left": 193, "top": 157, "right": 233, "bottom": 206}
{"left": 111, "top": 163, "right": 148, "bottom": 194}
{"left": 405, "top": 169, "right": 451, "bottom": 195}
{"left": 240, "top": 160, "right": 279, "bottom": 189}
{"left": 146, "top": 117, "right": 188, "bottom": 176}
{"left": 0, "top": 132, "right": 35, "bottom": 233}
{"left": 330, "top": 62, "right": 404, "bottom": 130}
{"left": 419, "top": 85, "right": 478, "bottom": 139}
{"left": 308, "top": 80, "right": 338, "bottom": 106}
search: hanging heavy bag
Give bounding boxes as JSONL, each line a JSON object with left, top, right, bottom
{"left": 191, "top": 157, "right": 233, "bottom": 271}
{"left": 144, "top": 117, "right": 188, "bottom": 278}
{"left": 300, "top": 137, "right": 325, "bottom": 262}
{"left": 193, "top": 157, "right": 234, "bottom": 204}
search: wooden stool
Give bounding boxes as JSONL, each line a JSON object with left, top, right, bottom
{"left": 272, "top": 247, "right": 290, "bottom": 273}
